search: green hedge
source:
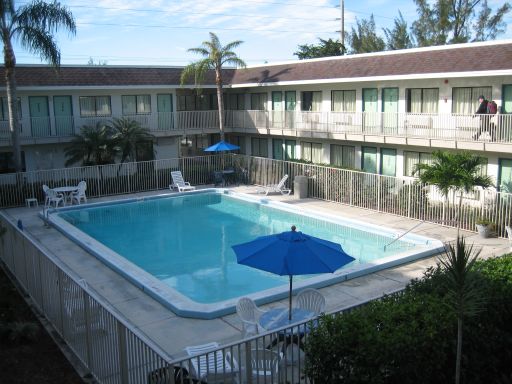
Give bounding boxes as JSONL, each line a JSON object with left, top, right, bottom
{"left": 304, "top": 255, "right": 512, "bottom": 384}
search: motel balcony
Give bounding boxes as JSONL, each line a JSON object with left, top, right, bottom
{"left": 1, "top": 110, "right": 511, "bottom": 152}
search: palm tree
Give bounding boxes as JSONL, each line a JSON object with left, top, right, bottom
{"left": 1, "top": 0, "right": 76, "bottom": 173}
{"left": 180, "top": 32, "right": 246, "bottom": 142}
{"left": 64, "top": 123, "right": 117, "bottom": 166}
{"left": 414, "top": 150, "right": 493, "bottom": 234}
{"left": 111, "top": 117, "right": 154, "bottom": 163}
{"left": 440, "top": 236, "right": 483, "bottom": 384}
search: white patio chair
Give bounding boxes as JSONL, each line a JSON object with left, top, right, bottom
{"left": 170, "top": 171, "right": 196, "bottom": 192}
{"left": 506, "top": 226, "right": 512, "bottom": 251}
{"left": 71, "top": 180, "right": 87, "bottom": 205}
{"left": 257, "top": 174, "right": 291, "bottom": 196}
{"left": 236, "top": 297, "right": 265, "bottom": 337}
{"left": 249, "top": 349, "right": 282, "bottom": 384}
{"left": 295, "top": 288, "right": 326, "bottom": 316}
{"left": 44, "top": 187, "right": 64, "bottom": 208}
{"left": 185, "top": 342, "right": 239, "bottom": 383}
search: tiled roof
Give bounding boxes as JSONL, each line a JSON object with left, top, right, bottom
{"left": 230, "top": 42, "right": 512, "bottom": 84}
{"left": 0, "top": 66, "right": 235, "bottom": 87}
{"left": 2, "top": 42, "right": 511, "bottom": 88}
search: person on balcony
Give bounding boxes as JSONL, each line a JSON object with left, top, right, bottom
{"left": 473, "top": 95, "right": 491, "bottom": 140}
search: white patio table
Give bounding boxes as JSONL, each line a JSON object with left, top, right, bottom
{"left": 53, "top": 186, "right": 79, "bottom": 205}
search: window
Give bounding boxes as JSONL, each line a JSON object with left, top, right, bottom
{"left": 406, "top": 88, "right": 439, "bottom": 113}
{"left": 301, "top": 91, "right": 322, "bottom": 111}
{"left": 0, "top": 97, "right": 22, "bottom": 120}
{"left": 227, "top": 94, "right": 245, "bottom": 110}
{"left": 301, "top": 141, "right": 322, "bottom": 163}
{"left": 0, "top": 151, "right": 25, "bottom": 173}
{"left": 330, "top": 145, "right": 355, "bottom": 168}
{"left": 122, "top": 95, "right": 151, "bottom": 115}
{"left": 251, "top": 137, "right": 268, "bottom": 157}
{"left": 332, "top": 90, "right": 356, "bottom": 112}
{"left": 498, "top": 158, "right": 512, "bottom": 193}
{"left": 135, "top": 141, "right": 154, "bottom": 161}
{"left": 452, "top": 86, "right": 492, "bottom": 114}
{"left": 362, "top": 146, "right": 377, "bottom": 173}
{"left": 79, "top": 96, "right": 111, "bottom": 117}
{"left": 226, "top": 135, "right": 245, "bottom": 154}
{"left": 250, "top": 93, "right": 267, "bottom": 110}
{"left": 403, "top": 151, "right": 432, "bottom": 176}
{"left": 380, "top": 148, "right": 396, "bottom": 176}
{"left": 272, "top": 139, "right": 295, "bottom": 160}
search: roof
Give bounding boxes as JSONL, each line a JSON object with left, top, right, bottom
{"left": 0, "top": 66, "right": 234, "bottom": 87}
{"left": 230, "top": 41, "right": 512, "bottom": 85}
{"left": 2, "top": 40, "right": 512, "bottom": 89}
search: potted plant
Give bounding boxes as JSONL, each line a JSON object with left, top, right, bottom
{"left": 475, "top": 218, "right": 493, "bottom": 238}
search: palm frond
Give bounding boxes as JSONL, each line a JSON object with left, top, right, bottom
{"left": 222, "top": 39, "right": 244, "bottom": 52}
{"left": 188, "top": 47, "right": 210, "bottom": 57}
{"left": 15, "top": 26, "right": 60, "bottom": 65}
{"left": 15, "top": 0, "right": 76, "bottom": 35}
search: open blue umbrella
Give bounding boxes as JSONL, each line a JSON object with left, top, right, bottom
{"left": 232, "top": 225, "right": 355, "bottom": 319}
{"left": 204, "top": 140, "right": 240, "bottom": 152}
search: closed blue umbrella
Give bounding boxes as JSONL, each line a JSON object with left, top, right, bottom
{"left": 232, "top": 225, "right": 354, "bottom": 319}
{"left": 204, "top": 140, "right": 240, "bottom": 152}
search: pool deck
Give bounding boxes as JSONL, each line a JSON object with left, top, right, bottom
{"left": 3, "top": 186, "right": 510, "bottom": 360}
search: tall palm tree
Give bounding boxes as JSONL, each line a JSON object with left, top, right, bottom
{"left": 1, "top": 0, "right": 76, "bottom": 172}
{"left": 111, "top": 117, "right": 154, "bottom": 163}
{"left": 64, "top": 123, "right": 116, "bottom": 166}
{"left": 180, "top": 32, "right": 246, "bottom": 142}
{"left": 440, "top": 236, "right": 483, "bottom": 384}
{"left": 414, "top": 150, "right": 493, "bottom": 235}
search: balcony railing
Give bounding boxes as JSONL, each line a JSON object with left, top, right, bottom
{"left": 1, "top": 110, "right": 511, "bottom": 143}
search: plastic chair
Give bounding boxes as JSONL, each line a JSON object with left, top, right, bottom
{"left": 257, "top": 174, "right": 291, "bottom": 196}
{"left": 236, "top": 297, "right": 265, "bottom": 337}
{"left": 185, "top": 342, "right": 239, "bottom": 383}
{"left": 249, "top": 349, "right": 282, "bottom": 384}
{"left": 71, "top": 180, "right": 87, "bottom": 205}
{"left": 295, "top": 288, "right": 326, "bottom": 316}
{"left": 44, "top": 187, "right": 64, "bottom": 208}
{"left": 170, "top": 171, "right": 196, "bottom": 192}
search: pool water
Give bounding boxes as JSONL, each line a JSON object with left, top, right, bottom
{"left": 58, "top": 192, "right": 416, "bottom": 304}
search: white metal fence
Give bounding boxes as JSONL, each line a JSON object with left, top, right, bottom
{"left": 0, "top": 154, "right": 511, "bottom": 237}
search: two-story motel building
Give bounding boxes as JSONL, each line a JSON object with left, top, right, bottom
{"left": 1, "top": 39, "right": 512, "bottom": 191}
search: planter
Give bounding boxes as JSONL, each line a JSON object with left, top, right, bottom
{"left": 476, "top": 224, "right": 492, "bottom": 238}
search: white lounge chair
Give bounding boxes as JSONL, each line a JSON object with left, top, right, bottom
{"left": 170, "top": 171, "right": 196, "bottom": 192}
{"left": 236, "top": 297, "right": 265, "bottom": 337}
{"left": 506, "top": 226, "right": 512, "bottom": 251}
{"left": 295, "top": 288, "right": 326, "bottom": 316}
{"left": 71, "top": 180, "right": 87, "bottom": 205}
{"left": 185, "top": 342, "right": 239, "bottom": 383}
{"left": 257, "top": 174, "right": 291, "bottom": 196}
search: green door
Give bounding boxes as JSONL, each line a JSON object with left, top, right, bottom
{"left": 53, "top": 96, "right": 73, "bottom": 136}
{"left": 285, "top": 139, "right": 295, "bottom": 160}
{"left": 382, "top": 88, "right": 399, "bottom": 133}
{"left": 272, "top": 91, "right": 283, "bottom": 128}
{"left": 285, "top": 91, "right": 296, "bottom": 129}
{"left": 362, "top": 146, "right": 377, "bottom": 173}
{"left": 272, "top": 138, "right": 283, "bottom": 159}
{"left": 498, "top": 158, "right": 512, "bottom": 193}
{"left": 363, "top": 88, "right": 378, "bottom": 133}
{"left": 29, "top": 96, "right": 50, "bottom": 137}
{"left": 157, "top": 94, "right": 173, "bottom": 130}
{"left": 380, "top": 148, "right": 396, "bottom": 176}
{"left": 503, "top": 85, "right": 512, "bottom": 114}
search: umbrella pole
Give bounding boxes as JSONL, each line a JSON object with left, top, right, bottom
{"left": 289, "top": 275, "right": 293, "bottom": 321}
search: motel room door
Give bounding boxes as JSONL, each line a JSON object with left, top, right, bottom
{"left": 362, "top": 88, "right": 378, "bottom": 133}
{"left": 29, "top": 96, "right": 51, "bottom": 137}
{"left": 53, "top": 96, "right": 74, "bottom": 136}
{"left": 272, "top": 91, "right": 283, "bottom": 128}
{"left": 382, "top": 87, "right": 399, "bottom": 134}
{"left": 157, "top": 94, "right": 174, "bottom": 130}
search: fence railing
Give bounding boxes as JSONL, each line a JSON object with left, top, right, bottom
{"left": 0, "top": 154, "right": 510, "bottom": 237}
{"left": 1, "top": 110, "right": 512, "bottom": 143}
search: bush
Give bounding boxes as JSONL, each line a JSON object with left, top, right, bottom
{"left": 304, "top": 254, "right": 512, "bottom": 384}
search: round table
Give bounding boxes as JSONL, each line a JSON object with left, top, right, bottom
{"left": 259, "top": 307, "right": 315, "bottom": 331}
{"left": 53, "top": 186, "right": 79, "bottom": 205}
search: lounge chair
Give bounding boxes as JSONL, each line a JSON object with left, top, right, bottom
{"left": 249, "top": 349, "right": 282, "bottom": 384}
{"left": 71, "top": 180, "right": 87, "bottom": 205}
{"left": 506, "top": 226, "right": 512, "bottom": 251}
{"left": 185, "top": 342, "right": 239, "bottom": 383}
{"left": 170, "top": 171, "right": 196, "bottom": 192}
{"left": 236, "top": 297, "right": 265, "bottom": 337}
{"left": 257, "top": 174, "right": 291, "bottom": 196}
{"left": 295, "top": 288, "right": 326, "bottom": 316}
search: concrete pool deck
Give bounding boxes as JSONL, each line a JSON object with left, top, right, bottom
{"left": 2, "top": 186, "right": 510, "bottom": 360}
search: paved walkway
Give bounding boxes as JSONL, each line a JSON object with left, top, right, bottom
{"left": 3, "top": 186, "right": 510, "bottom": 360}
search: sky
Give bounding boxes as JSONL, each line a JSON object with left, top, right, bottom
{"left": 9, "top": 0, "right": 512, "bottom": 67}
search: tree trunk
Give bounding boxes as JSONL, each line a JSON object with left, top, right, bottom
{"left": 455, "top": 316, "right": 462, "bottom": 384}
{"left": 215, "top": 68, "right": 225, "bottom": 142}
{"left": 3, "top": 34, "right": 23, "bottom": 173}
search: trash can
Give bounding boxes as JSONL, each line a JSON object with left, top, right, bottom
{"left": 294, "top": 175, "right": 308, "bottom": 199}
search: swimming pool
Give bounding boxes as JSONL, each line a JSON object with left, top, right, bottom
{"left": 47, "top": 189, "right": 444, "bottom": 319}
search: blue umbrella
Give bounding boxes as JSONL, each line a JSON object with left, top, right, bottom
{"left": 232, "top": 225, "right": 355, "bottom": 319}
{"left": 204, "top": 140, "right": 240, "bottom": 152}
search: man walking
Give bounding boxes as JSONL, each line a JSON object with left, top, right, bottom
{"left": 474, "top": 95, "right": 489, "bottom": 140}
